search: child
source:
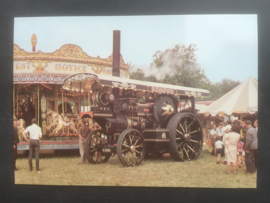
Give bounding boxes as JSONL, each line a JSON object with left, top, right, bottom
{"left": 215, "top": 137, "right": 223, "bottom": 164}
{"left": 237, "top": 138, "right": 244, "bottom": 167}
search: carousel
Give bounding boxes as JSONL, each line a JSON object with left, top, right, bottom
{"left": 13, "top": 34, "right": 130, "bottom": 143}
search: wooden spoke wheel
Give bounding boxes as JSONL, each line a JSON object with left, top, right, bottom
{"left": 167, "top": 112, "right": 203, "bottom": 161}
{"left": 154, "top": 96, "right": 176, "bottom": 127}
{"left": 117, "top": 128, "right": 146, "bottom": 166}
{"left": 85, "top": 129, "right": 111, "bottom": 164}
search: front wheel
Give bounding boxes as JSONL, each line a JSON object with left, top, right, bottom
{"left": 117, "top": 128, "right": 146, "bottom": 166}
{"left": 85, "top": 129, "right": 111, "bottom": 164}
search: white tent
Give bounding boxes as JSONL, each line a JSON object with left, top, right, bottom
{"left": 247, "top": 105, "right": 258, "bottom": 114}
{"left": 201, "top": 77, "right": 258, "bottom": 117}
{"left": 195, "top": 104, "right": 208, "bottom": 113}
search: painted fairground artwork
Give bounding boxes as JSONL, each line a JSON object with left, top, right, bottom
{"left": 13, "top": 15, "right": 258, "bottom": 188}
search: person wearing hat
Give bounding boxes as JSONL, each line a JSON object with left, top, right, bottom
{"left": 244, "top": 120, "right": 257, "bottom": 174}
{"left": 253, "top": 120, "right": 258, "bottom": 168}
{"left": 78, "top": 119, "right": 90, "bottom": 164}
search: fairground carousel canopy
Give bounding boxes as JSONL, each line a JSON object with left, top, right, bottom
{"left": 13, "top": 43, "right": 130, "bottom": 84}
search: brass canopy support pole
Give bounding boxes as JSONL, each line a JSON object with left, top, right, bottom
{"left": 62, "top": 88, "right": 64, "bottom": 117}
{"left": 79, "top": 81, "right": 81, "bottom": 114}
{"left": 16, "top": 86, "right": 18, "bottom": 118}
{"left": 88, "top": 92, "right": 90, "bottom": 111}
{"left": 38, "top": 84, "right": 40, "bottom": 126}
{"left": 83, "top": 92, "right": 85, "bottom": 112}
{"left": 13, "top": 85, "right": 15, "bottom": 119}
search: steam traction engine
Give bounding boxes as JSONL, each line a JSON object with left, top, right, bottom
{"left": 62, "top": 73, "right": 210, "bottom": 166}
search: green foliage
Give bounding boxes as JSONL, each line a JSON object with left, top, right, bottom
{"left": 130, "top": 43, "right": 241, "bottom": 101}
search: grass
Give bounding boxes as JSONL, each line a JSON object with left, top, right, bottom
{"left": 15, "top": 146, "right": 256, "bottom": 188}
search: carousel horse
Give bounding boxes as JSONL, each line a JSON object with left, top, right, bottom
{"left": 46, "top": 109, "right": 78, "bottom": 136}
{"left": 17, "top": 119, "right": 26, "bottom": 141}
{"left": 46, "top": 110, "right": 59, "bottom": 133}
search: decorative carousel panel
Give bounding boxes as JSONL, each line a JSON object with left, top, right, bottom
{"left": 13, "top": 74, "right": 68, "bottom": 84}
{"left": 42, "top": 121, "right": 47, "bottom": 135}
{"left": 41, "top": 96, "right": 46, "bottom": 112}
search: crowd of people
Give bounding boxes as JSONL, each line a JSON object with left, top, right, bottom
{"left": 207, "top": 119, "right": 258, "bottom": 174}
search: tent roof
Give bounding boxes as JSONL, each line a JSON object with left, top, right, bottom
{"left": 201, "top": 77, "right": 257, "bottom": 116}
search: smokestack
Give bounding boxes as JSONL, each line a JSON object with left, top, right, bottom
{"left": 112, "top": 30, "right": 121, "bottom": 77}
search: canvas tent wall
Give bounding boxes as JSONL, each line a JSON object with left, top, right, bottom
{"left": 201, "top": 77, "right": 257, "bottom": 117}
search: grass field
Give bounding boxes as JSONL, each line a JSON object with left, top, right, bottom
{"left": 15, "top": 146, "right": 256, "bottom": 188}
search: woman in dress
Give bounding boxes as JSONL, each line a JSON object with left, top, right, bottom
{"left": 223, "top": 124, "right": 240, "bottom": 174}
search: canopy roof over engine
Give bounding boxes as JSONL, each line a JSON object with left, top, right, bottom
{"left": 62, "top": 73, "right": 210, "bottom": 98}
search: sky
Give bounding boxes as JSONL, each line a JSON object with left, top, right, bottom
{"left": 14, "top": 15, "right": 257, "bottom": 83}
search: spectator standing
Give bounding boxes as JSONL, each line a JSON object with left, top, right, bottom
{"left": 215, "top": 137, "right": 223, "bottom": 164}
{"left": 254, "top": 120, "right": 258, "bottom": 133}
{"left": 13, "top": 120, "right": 20, "bottom": 170}
{"left": 216, "top": 122, "right": 225, "bottom": 157}
{"left": 22, "top": 118, "right": 42, "bottom": 172}
{"left": 237, "top": 138, "right": 244, "bottom": 168}
{"left": 210, "top": 125, "right": 217, "bottom": 155}
{"left": 226, "top": 124, "right": 240, "bottom": 174}
{"left": 244, "top": 120, "right": 257, "bottom": 174}
{"left": 253, "top": 120, "right": 258, "bottom": 169}
{"left": 223, "top": 120, "right": 232, "bottom": 165}
{"left": 78, "top": 119, "right": 91, "bottom": 164}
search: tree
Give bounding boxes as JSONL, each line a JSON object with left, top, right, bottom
{"left": 217, "top": 78, "right": 240, "bottom": 95}
{"left": 129, "top": 68, "right": 145, "bottom": 80}
{"left": 151, "top": 44, "right": 208, "bottom": 87}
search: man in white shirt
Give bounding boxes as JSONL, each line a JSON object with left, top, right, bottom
{"left": 23, "top": 118, "right": 42, "bottom": 171}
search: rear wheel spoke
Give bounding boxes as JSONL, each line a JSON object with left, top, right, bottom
{"left": 190, "top": 139, "right": 199, "bottom": 143}
{"left": 122, "top": 143, "right": 129, "bottom": 148}
{"left": 187, "top": 144, "right": 196, "bottom": 153}
{"left": 134, "top": 143, "right": 143, "bottom": 148}
{"left": 176, "top": 129, "right": 183, "bottom": 135}
{"left": 179, "top": 123, "right": 186, "bottom": 133}
{"left": 183, "top": 145, "right": 189, "bottom": 158}
{"left": 190, "top": 128, "right": 199, "bottom": 134}
{"left": 177, "top": 141, "right": 184, "bottom": 149}
{"left": 187, "top": 120, "right": 194, "bottom": 133}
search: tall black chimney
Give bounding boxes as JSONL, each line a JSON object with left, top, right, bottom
{"left": 112, "top": 30, "right": 121, "bottom": 77}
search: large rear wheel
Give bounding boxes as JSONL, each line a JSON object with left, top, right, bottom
{"left": 168, "top": 113, "right": 203, "bottom": 161}
{"left": 117, "top": 128, "right": 146, "bottom": 166}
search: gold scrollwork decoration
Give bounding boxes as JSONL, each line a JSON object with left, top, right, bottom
{"left": 92, "top": 65, "right": 104, "bottom": 74}
{"left": 32, "top": 60, "right": 50, "bottom": 74}
{"left": 41, "top": 96, "right": 46, "bottom": 112}
{"left": 42, "top": 121, "right": 47, "bottom": 135}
